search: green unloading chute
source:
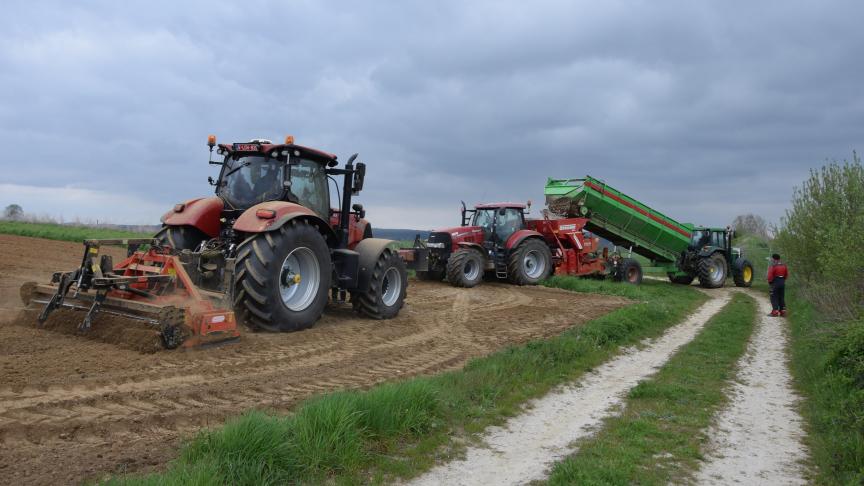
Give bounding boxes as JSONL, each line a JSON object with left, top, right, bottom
{"left": 545, "top": 176, "right": 693, "bottom": 264}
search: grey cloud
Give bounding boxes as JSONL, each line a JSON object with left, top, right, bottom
{"left": 0, "top": 0, "right": 862, "bottom": 229}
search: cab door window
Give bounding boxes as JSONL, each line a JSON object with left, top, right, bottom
{"left": 494, "top": 208, "right": 523, "bottom": 243}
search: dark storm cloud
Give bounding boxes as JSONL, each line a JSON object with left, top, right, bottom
{"left": 1, "top": 0, "right": 862, "bottom": 227}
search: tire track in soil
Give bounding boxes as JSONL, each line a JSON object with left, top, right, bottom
{"left": 0, "top": 234, "right": 628, "bottom": 486}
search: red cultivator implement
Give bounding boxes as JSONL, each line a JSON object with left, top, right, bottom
{"left": 24, "top": 238, "right": 239, "bottom": 349}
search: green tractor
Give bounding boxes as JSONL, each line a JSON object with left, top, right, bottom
{"left": 668, "top": 227, "right": 754, "bottom": 288}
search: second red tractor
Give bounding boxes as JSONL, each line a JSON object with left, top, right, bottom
{"left": 401, "top": 201, "right": 642, "bottom": 288}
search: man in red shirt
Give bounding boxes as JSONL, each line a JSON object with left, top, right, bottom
{"left": 767, "top": 253, "right": 789, "bottom": 317}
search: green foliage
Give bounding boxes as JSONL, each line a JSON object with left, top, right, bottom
{"left": 111, "top": 279, "right": 704, "bottom": 485}
{"left": 547, "top": 293, "right": 758, "bottom": 485}
{"left": 788, "top": 295, "right": 864, "bottom": 484}
{"left": 0, "top": 221, "right": 150, "bottom": 242}
{"left": 775, "top": 152, "right": 864, "bottom": 320}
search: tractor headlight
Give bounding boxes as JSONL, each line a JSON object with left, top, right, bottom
{"left": 427, "top": 242, "right": 445, "bottom": 249}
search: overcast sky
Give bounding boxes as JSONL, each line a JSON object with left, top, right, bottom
{"left": 1, "top": 0, "right": 862, "bottom": 229}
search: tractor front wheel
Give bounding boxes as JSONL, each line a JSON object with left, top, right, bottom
{"left": 155, "top": 225, "right": 207, "bottom": 252}
{"left": 507, "top": 239, "right": 553, "bottom": 285}
{"left": 697, "top": 253, "right": 728, "bottom": 289}
{"left": 733, "top": 258, "right": 754, "bottom": 287}
{"left": 233, "top": 220, "right": 331, "bottom": 332}
{"left": 352, "top": 249, "right": 407, "bottom": 319}
{"left": 446, "top": 248, "right": 485, "bottom": 288}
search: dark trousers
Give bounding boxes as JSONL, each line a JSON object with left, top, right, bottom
{"left": 770, "top": 278, "right": 786, "bottom": 311}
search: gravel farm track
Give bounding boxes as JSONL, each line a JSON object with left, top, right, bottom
{"left": 0, "top": 234, "right": 629, "bottom": 485}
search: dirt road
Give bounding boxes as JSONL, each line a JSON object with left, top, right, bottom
{"left": 408, "top": 290, "right": 732, "bottom": 486}
{"left": 0, "top": 234, "right": 628, "bottom": 485}
{"left": 694, "top": 293, "right": 809, "bottom": 484}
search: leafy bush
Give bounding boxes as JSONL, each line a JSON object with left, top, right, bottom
{"left": 775, "top": 152, "right": 864, "bottom": 321}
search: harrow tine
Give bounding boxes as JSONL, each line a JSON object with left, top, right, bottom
{"left": 80, "top": 290, "right": 108, "bottom": 332}
{"left": 38, "top": 272, "right": 75, "bottom": 326}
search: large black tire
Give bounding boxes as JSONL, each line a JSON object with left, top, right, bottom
{"left": 668, "top": 273, "right": 695, "bottom": 285}
{"left": 446, "top": 247, "right": 485, "bottom": 288}
{"left": 507, "top": 238, "right": 553, "bottom": 286}
{"left": 154, "top": 225, "right": 207, "bottom": 252}
{"left": 416, "top": 269, "right": 445, "bottom": 281}
{"left": 233, "top": 220, "right": 331, "bottom": 332}
{"left": 698, "top": 253, "right": 728, "bottom": 289}
{"left": 613, "top": 258, "right": 643, "bottom": 284}
{"left": 351, "top": 249, "right": 407, "bottom": 319}
{"left": 733, "top": 258, "right": 754, "bottom": 288}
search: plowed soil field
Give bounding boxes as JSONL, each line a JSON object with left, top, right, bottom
{"left": 0, "top": 234, "right": 629, "bottom": 485}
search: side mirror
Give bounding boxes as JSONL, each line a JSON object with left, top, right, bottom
{"left": 352, "top": 203, "right": 366, "bottom": 219}
{"left": 352, "top": 162, "right": 366, "bottom": 195}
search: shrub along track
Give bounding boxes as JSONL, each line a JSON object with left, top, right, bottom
{"left": 0, "top": 234, "right": 628, "bottom": 486}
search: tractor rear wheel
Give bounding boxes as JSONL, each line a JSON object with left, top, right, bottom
{"left": 155, "top": 225, "right": 207, "bottom": 252}
{"left": 507, "top": 238, "right": 553, "bottom": 285}
{"left": 668, "top": 273, "right": 695, "bottom": 285}
{"left": 233, "top": 219, "right": 331, "bottom": 332}
{"left": 416, "top": 269, "right": 444, "bottom": 281}
{"left": 697, "top": 253, "right": 728, "bottom": 289}
{"left": 613, "top": 258, "right": 643, "bottom": 284}
{"left": 733, "top": 258, "right": 754, "bottom": 287}
{"left": 446, "top": 248, "right": 485, "bottom": 287}
{"left": 351, "top": 249, "right": 407, "bottom": 319}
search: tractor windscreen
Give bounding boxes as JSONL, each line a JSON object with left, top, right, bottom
{"left": 219, "top": 156, "right": 285, "bottom": 209}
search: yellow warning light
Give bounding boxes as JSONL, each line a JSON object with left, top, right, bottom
{"left": 207, "top": 134, "right": 217, "bottom": 147}
{"left": 285, "top": 135, "right": 295, "bottom": 144}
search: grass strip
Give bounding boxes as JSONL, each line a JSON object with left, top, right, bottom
{"left": 545, "top": 292, "right": 757, "bottom": 485}
{"left": 108, "top": 278, "right": 705, "bottom": 485}
{"left": 0, "top": 221, "right": 149, "bottom": 242}
{"left": 786, "top": 291, "right": 864, "bottom": 485}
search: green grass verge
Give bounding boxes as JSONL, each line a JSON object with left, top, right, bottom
{"left": 108, "top": 278, "right": 705, "bottom": 485}
{"left": 545, "top": 292, "right": 758, "bottom": 485}
{"left": 787, "top": 291, "right": 864, "bottom": 485}
{"left": 0, "top": 221, "right": 150, "bottom": 242}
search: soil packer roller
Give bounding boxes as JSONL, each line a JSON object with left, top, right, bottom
{"left": 545, "top": 176, "right": 754, "bottom": 288}
{"left": 22, "top": 135, "right": 408, "bottom": 349}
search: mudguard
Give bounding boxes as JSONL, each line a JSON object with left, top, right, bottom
{"left": 355, "top": 238, "right": 401, "bottom": 293}
{"left": 505, "top": 229, "right": 546, "bottom": 250}
{"left": 160, "top": 197, "right": 223, "bottom": 238}
{"left": 455, "top": 241, "right": 485, "bottom": 252}
{"left": 233, "top": 201, "right": 338, "bottom": 245}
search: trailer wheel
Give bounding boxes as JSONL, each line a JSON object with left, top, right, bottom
{"left": 155, "top": 225, "right": 206, "bottom": 252}
{"left": 697, "top": 253, "right": 727, "bottom": 289}
{"left": 447, "top": 247, "right": 485, "bottom": 287}
{"left": 352, "top": 249, "right": 407, "bottom": 319}
{"left": 613, "top": 258, "right": 643, "bottom": 284}
{"left": 233, "top": 219, "right": 331, "bottom": 332}
{"left": 507, "top": 238, "right": 552, "bottom": 285}
{"left": 668, "top": 273, "right": 695, "bottom": 285}
{"left": 733, "top": 258, "right": 754, "bottom": 288}
{"left": 416, "top": 269, "right": 444, "bottom": 281}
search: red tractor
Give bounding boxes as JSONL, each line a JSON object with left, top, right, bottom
{"left": 156, "top": 135, "right": 408, "bottom": 332}
{"left": 401, "top": 202, "right": 642, "bottom": 287}
{"left": 25, "top": 135, "right": 408, "bottom": 348}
